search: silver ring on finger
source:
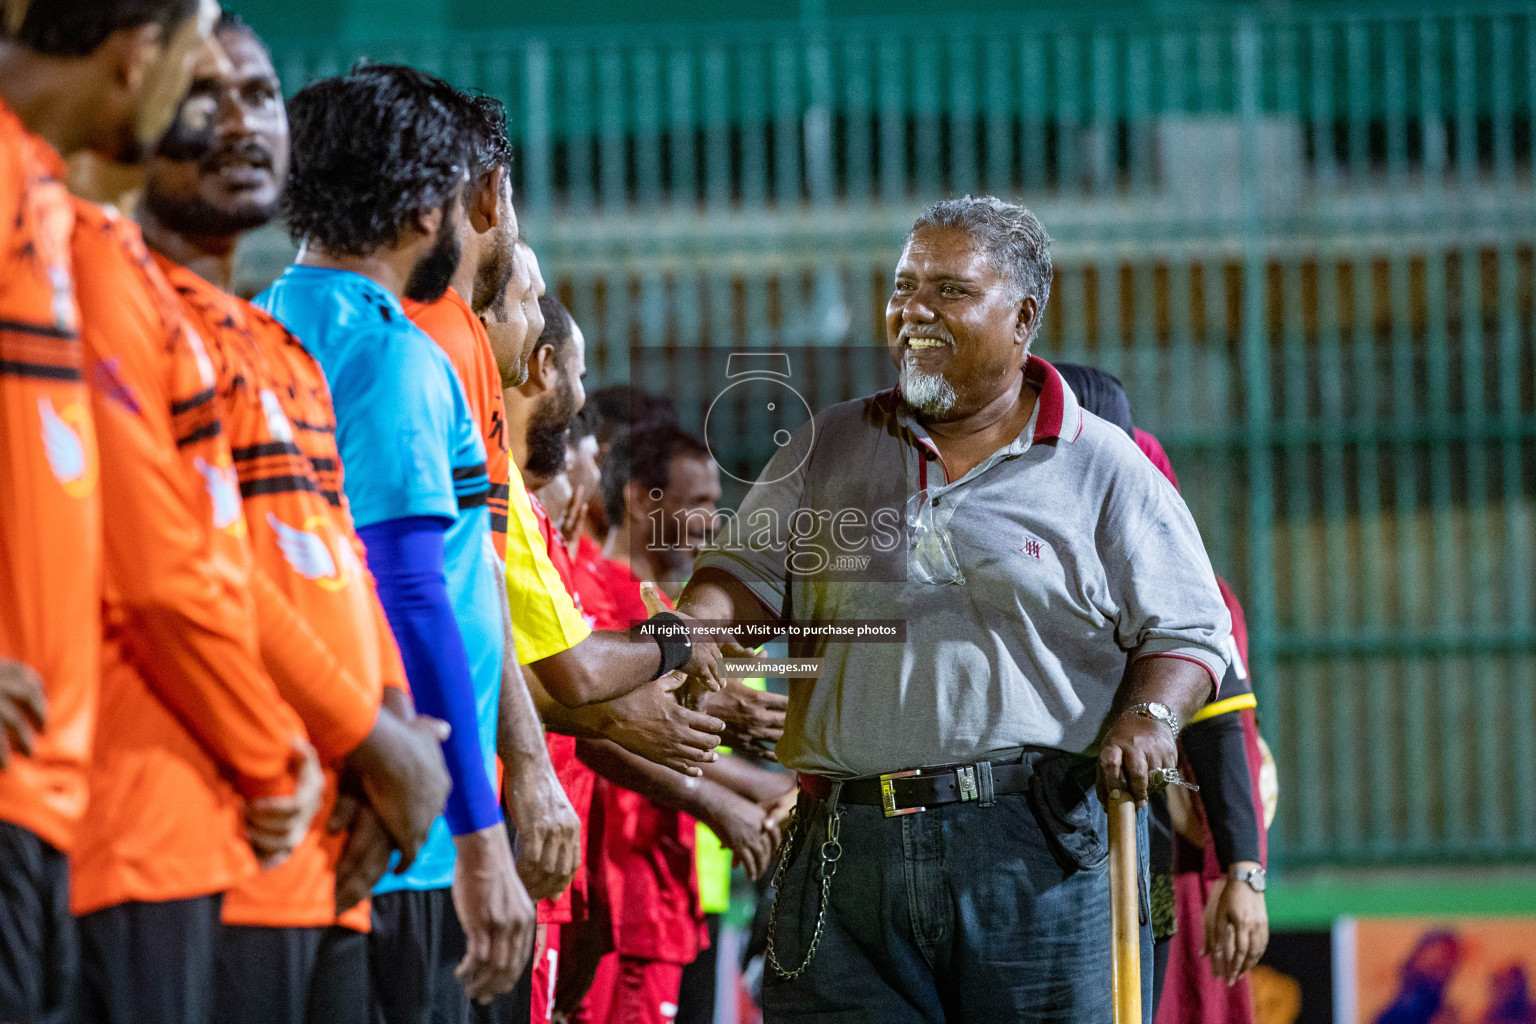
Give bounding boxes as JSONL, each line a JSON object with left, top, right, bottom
{"left": 1150, "top": 766, "right": 1198, "bottom": 791}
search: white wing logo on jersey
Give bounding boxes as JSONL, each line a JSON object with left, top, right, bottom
{"left": 260, "top": 390, "right": 294, "bottom": 443}
{"left": 194, "top": 457, "right": 243, "bottom": 530}
{"left": 39, "top": 396, "right": 85, "bottom": 484}
{"left": 49, "top": 263, "right": 77, "bottom": 334}
{"left": 183, "top": 325, "right": 216, "bottom": 389}
{"left": 267, "top": 513, "right": 340, "bottom": 585}
{"left": 1224, "top": 633, "right": 1249, "bottom": 680}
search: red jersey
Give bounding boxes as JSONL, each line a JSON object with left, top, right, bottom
{"left": 591, "top": 560, "right": 707, "bottom": 964}
{"left": 156, "top": 255, "right": 410, "bottom": 930}
{"left": 69, "top": 202, "right": 304, "bottom": 915}
{"left": 564, "top": 536, "right": 622, "bottom": 930}
{"left": 403, "top": 288, "right": 510, "bottom": 558}
{"left": 527, "top": 491, "right": 596, "bottom": 925}
{"left": 0, "top": 101, "right": 101, "bottom": 855}
{"left": 569, "top": 535, "right": 619, "bottom": 634}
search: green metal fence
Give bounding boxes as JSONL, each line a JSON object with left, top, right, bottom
{"left": 259, "top": 2, "right": 1536, "bottom": 870}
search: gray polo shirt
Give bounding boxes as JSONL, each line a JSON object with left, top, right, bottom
{"left": 694, "top": 355, "right": 1232, "bottom": 779}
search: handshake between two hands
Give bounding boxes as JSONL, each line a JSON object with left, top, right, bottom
{"left": 640, "top": 583, "right": 796, "bottom": 881}
{"left": 637, "top": 581, "right": 788, "bottom": 765}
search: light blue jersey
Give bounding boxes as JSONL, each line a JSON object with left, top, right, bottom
{"left": 256, "top": 266, "right": 503, "bottom": 892}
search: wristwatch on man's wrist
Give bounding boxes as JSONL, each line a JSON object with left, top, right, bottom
{"left": 1123, "top": 701, "right": 1181, "bottom": 736}
{"left": 1230, "top": 865, "right": 1267, "bottom": 893}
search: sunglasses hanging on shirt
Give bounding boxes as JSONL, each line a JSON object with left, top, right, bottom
{"left": 905, "top": 452, "right": 966, "bottom": 585}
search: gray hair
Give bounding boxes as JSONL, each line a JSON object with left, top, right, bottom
{"left": 907, "top": 195, "right": 1054, "bottom": 343}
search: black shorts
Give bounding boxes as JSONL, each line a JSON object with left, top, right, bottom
{"left": 0, "top": 820, "right": 76, "bottom": 1024}
{"left": 214, "top": 923, "right": 369, "bottom": 1024}
{"left": 674, "top": 914, "right": 720, "bottom": 1024}
{"left": 369, "top": 887, "right": 538, "bottom": 1024}
{"left": 368, "top": 888, "right": 468, "bottom": 1024}
{"left": 76, "top": 893, "right": 222, "bottom": 1024}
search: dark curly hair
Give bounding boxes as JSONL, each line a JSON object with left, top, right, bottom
{"left": 601, "top": 423, "right": 709, "bottom": 528}
{"left": 463, "top": 93, "right": 513, "bottom": 179}
{"left": 584, "top": 384, "right": 678, "bottom": 453}
{"left": 9, "top": 0, "right": 198, "bottom": 56}
{"left": 282, "top": 63, "right": 476, "bottom": 257}
{"left": 534, "top": 294, "right": 575, "bottom": 361}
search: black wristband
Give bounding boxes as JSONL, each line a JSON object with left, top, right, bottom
{"left": 632, "top": 612, "right": 692, "bottom": 680}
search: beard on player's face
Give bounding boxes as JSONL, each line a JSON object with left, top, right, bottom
{"left": 524, "top": 369, "right": 576, "bottom": 481}
{"left": 404, "top": 213, "right": 463, "bottom": 303}
{"left": 144, "top": 39, "right": 289, "bottom": 238}
{"left": 144, "top": 130, "right": 286, "bottom": 237}
{"left": 143, "top": 184, "right": 279, "bottom": 236}
{"left": 471, "top": 230, "right": 515, "bottom": 314}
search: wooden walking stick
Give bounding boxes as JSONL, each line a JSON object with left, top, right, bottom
{"left": 1108, "top": 788, "right": 1141, "bottom": 1024}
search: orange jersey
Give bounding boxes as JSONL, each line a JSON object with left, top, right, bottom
{"left": 69, "top": 201, "right": 304, "bottom": 916}
{"left": 0, "top": 100, "right": 102, "bottom": 854}
{"left": 156, "top": 254, "right": 409, "bottom": 929}
{"left": 404, "top": 288, "right": 510, "bottom": 558}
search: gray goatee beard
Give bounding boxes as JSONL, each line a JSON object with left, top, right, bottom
{"left": 899, "top": 355, "right": 958, "bottom": 417}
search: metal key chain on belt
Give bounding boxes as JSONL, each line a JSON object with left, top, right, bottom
{"left": 765, "top": 782, "right": 844, "bottom": 979}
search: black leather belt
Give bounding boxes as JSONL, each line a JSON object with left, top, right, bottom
{"left": 799, "top": 757, "right": 1036, "bottom": 817}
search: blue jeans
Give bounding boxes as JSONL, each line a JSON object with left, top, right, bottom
{"left": 762, "top": 757, "right": 1152, "bottom": 1024}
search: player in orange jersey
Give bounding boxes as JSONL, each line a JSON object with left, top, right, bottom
{"left": 403, "top": 94, "right": 520, "bottom": 559}
{"left": 40, "top": 4, "right": 347, "bottom": 1021}
{"left": 0, "top": 1, "right": 251, "bottom": 1020}
{"left": 137, "top": 16, "right": 454, "bottom": 1023}
{"left": 68, "top": 184, "right": 323, "bottom": 1024}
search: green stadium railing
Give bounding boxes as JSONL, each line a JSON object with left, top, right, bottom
{"left": 253, "top": 3, "right": 1536, "bottom": 872}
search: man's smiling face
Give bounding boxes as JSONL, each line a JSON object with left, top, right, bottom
{"left": 885, "top": 225, "right": 1037, "bottom": 422}
{"left": 142, "top": 25, "right": 287, "bottom": 236}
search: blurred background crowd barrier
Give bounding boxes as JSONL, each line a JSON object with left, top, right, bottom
{"left": 234, "top": 1, "right": 1536, "bottom": 876}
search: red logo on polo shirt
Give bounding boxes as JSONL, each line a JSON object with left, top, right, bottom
{"left": 1020, "top": 538, "right": 1044, "bottom": 560}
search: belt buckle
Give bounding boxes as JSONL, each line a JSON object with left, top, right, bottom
{"left": 956, "top": 765, "right": 979, "bottom": 802}
{"left": 879, "top": 769, "right": 926, "bottom": 818}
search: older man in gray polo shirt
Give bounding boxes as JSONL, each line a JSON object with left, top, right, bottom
{"left": 678, "top": 196, "right": 1231, "bottom": 1024}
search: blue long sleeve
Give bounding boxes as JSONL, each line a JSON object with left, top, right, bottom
{"left": 358, "top": 516, "right": 502, "bottom": 836}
